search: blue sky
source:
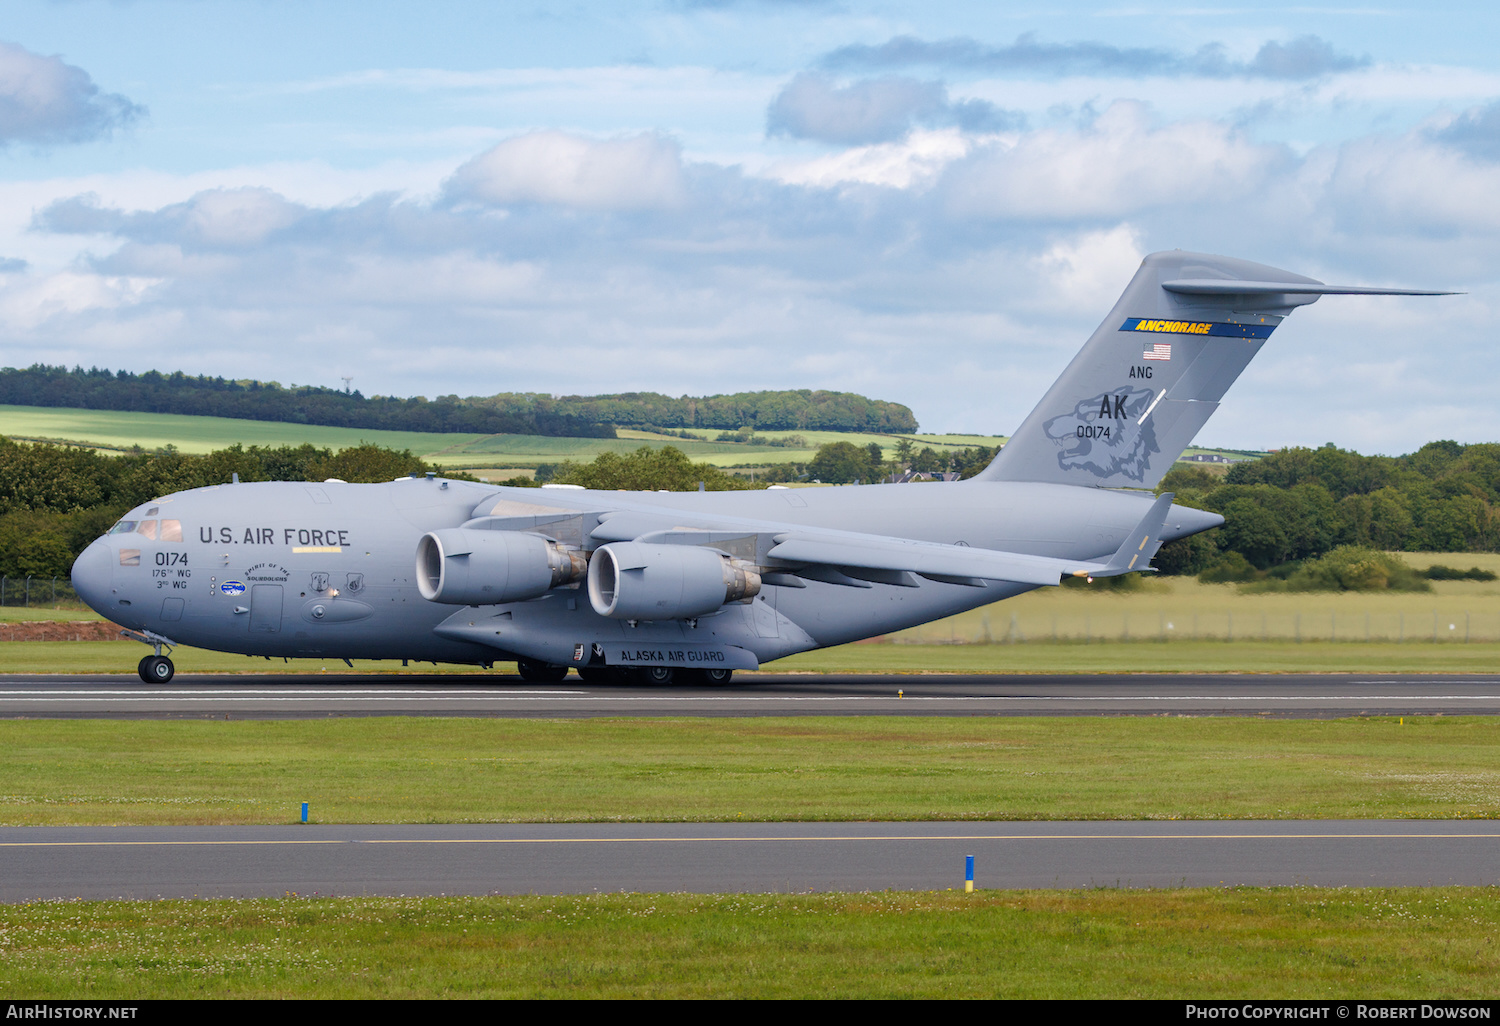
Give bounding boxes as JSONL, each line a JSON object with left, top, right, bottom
{"left": 1, "top": 1, "right": 1497, "bottom": 453}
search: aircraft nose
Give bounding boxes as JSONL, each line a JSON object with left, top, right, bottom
{"left": 71, "top": 538, "right": 113, "bottom": 615}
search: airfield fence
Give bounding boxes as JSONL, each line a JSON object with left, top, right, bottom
{"left": 892, "top": 607, "right": 1500, "bottom": 645}
{"left": 0, "top": 576, "right": 82, "bottom": 608}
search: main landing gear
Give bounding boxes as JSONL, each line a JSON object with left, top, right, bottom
{"left": 516, "top": 659, "right": 569, "bottom": 683}
{"left": 627, "top": 666, "right": 734, "bottom": 685}
{"left": 539, "top": 664, "right": 734, "bottom": 686}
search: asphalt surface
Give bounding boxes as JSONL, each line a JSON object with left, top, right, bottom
{"left": 3, "top": 821, "right": 1497, "bottom": 900}
{"left": 5, "top": 672, "right": 1500, "bottom": 718}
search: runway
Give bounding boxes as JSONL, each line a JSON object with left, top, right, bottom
{"left": 4, "top": 672, "right": 1500, "bottom": 718}
{"left": 1, "top": 821, "right": 1495, "bottom": 900}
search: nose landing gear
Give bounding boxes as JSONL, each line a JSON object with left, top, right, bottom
{"left": 138, "top": 654, "right": 175, "bottom": 683}
{"left": 121, "top": 628, "right": 179, "bottom": 683}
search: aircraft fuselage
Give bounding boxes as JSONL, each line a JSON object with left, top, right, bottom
{"left": 70, "top": 476, "right": 1216, "bottom": 670}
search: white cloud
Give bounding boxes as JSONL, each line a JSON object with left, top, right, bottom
{"left": 768, "top": 72, "right": 949, "bottom": 145}
{"left": 765, "top": 72, "right": 1020, "bottom": 145}
{"left": 443, "top": 131, "right": 689, "bottom": 210}
{"left": 1320, "top": 132, "right": 1500, "bottom": 234}
{"left": 161, "top": 188, "right": 308, "bottom": 249}
{"left": 0, "top": 40, "right": 142, "bottom": 145}
{"left": 1033, "top": 225, "right": 1144, "bottom": 310}
{"left": 942, "top": 101, "right": 1287, "bottom": 220}
{"left": 764, "top": 127, "right": 977, "bottom": 189}
{"left": 0, "top": 271, "right": 157, "bottom": 332}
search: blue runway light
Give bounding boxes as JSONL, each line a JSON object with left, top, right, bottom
{"left": 965, "top": 854, "right": 974, "bottom": 893}
{"left": 301, "top": 802, "right": 308, "bottom": 824}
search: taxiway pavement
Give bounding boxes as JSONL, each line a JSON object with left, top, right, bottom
{"left": 2, "top": 821, "right": 1495, "bottom": 900}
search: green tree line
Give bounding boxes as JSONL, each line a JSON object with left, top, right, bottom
{"left": 757, "top": 440, "right": 1003, "bottom": 485}
{"left": 472, "top": 389, "right": 917, "bottom": 433}
{"left": 546, "top": 447, "right": 755, "bottom": 491}
{"left": 0, "top": 366, "right": 617, "bottom": 438}
{"left": 1, "top": 366, "right": 918, "bottom": 437}
{"left": 1156, "top": 441, "right": 1500, "bottom": 576}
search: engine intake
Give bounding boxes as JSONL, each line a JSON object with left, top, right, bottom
{"left": 587, "top": 542, "right": 760, "bottom": 620}
{"left": 416, "top": 529, "right": 586, "bottom": 605}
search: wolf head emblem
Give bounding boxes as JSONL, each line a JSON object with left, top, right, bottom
{"left": 1042, "top": 387, "right": 1160, "bottom": 482}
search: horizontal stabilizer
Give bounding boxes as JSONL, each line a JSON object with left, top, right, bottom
{"left": 1163, "top": 279, "right": 1457, "bottom": 297}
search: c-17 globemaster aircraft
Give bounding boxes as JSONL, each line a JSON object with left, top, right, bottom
{"left": 71, "top": 251, "right": 1452, "bottom": 684}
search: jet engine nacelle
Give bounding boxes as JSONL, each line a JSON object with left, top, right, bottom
{"left": 587, "top": 542, "right": 761, "bottom": 620}
{"left": 416, "top": 529, "right": 587, "bottom": 605}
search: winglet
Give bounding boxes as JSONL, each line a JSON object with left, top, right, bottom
{"left": 1076, "top": 492, "right": 1175, "bottom": 579}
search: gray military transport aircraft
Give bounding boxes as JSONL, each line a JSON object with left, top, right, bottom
{"left": 71, "top": 250, "right": 1452, "bottom": 683}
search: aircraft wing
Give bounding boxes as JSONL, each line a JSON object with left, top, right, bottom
{"left": 566, "top": 490, "right": 1177, "bottom": 589}
{"left": 764, "top": 492, "right": 1175, "bottom": 587}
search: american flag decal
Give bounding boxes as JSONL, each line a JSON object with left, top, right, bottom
{"left": 1142, "top": 342, "right": 1171, "bottom": 361}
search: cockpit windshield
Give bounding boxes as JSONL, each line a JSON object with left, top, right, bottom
{"left": 107, "top": 519, "right": 179, "bottom": 540}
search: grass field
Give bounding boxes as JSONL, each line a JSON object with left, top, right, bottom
{"left": 889, "top": 561, "right": 1500, "bottom": 645}
{"left": 2, "top": 888, "right": 1495, "bottom": 998}
{"left": 429, "top": 430, "right": 808, "bottom": 468}
{"left": 2, "top": 715, "right": 1498, "bottom": 826}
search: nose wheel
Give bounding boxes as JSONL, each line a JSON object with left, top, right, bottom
{"left": 138, "top": 655, "right": 175, "bottom": 683}
{"left": 121, "top": 629, "right": 180, "bottom": 684}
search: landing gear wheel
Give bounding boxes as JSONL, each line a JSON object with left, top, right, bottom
{"left": 636, "top": 665, "right": 675, "bottom": 685}
{"left": 576, "top": 666, "right": 611, "bottom": 683}
{"left": 139, "top": 655, "right": 174, "bottom": 683}
{"left": 516, "top": 660, "right": 569, "bottom": 683}
{"left": 681, "top": 668, "right": 733, "bottom": 686}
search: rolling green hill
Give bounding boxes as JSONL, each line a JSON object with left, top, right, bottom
{"left": 0, "top": 405, "right": 480, "bottom": 457}
{"left": 0, "top": 405, "right": 1010, "bottom": 473}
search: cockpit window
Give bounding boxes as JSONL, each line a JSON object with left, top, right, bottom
{"left": 119, "top": 549, "right": 140, "bottom": 567}
{"left": 135, "top": 520, "right": 158, "bottom": 540}
{"left": 109, "top": 521, "right": 139, "bottom": 535}
{"left": 160, "top": 520, "right": 182, "bottom": 542}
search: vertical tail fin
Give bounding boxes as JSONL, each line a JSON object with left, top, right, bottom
{"left": 975, "top": 250, "right": 1452, "bottom": 489}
